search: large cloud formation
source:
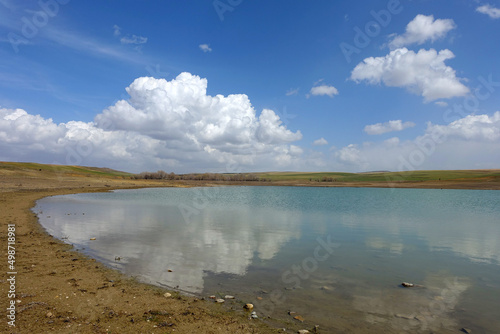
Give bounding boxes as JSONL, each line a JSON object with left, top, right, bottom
{"left": 1, "top": 72, "right": 499, "bottom": 173}
{"left": 351, "top": 48, "right": 469, "bottom": 102}
{"left": 1, "top": 73, "right": 302, "bottom": 172}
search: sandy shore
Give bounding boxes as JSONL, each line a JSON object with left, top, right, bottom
{"left": 1, "top": 164, "right": 499, "bottom": 333}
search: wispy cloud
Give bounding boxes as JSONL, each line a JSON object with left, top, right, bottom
{"left": 120, "top": 34, "right": 147, "bottom": 45}
{"left": 364, "top": 120, "right": 415, "bottom": 135}
{"left": 0, "top": 0, "right": 15, "bottom": 10}
{"left": 43, "top": 27, "right": 148, "bottom": 64}
{"left": 435, "top": 101, "right": 448, "bottom": 107}
{"left": 113, "top": 24, "right": 121, "bottom": 36}
{"left": 285, "top": 88, "right": 299, "bottom": 96}
{"left": 476, "top": 4, "right": 500, "bottom": 19}
{"left": 199, "top": 44, "right": 212, "bottom": 53}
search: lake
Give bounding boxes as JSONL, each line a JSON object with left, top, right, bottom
{"left": 34, "top": 186, "right": 500, "bottom": 333}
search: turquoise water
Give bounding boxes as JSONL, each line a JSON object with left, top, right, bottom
{"left": 34, "top": 187, "right": 500, "bottom": 333}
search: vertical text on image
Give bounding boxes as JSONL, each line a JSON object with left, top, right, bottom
{"left": 7, "top": 224, "right": 17, "bottom": 327}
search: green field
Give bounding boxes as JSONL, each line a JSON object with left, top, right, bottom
{"left": 0, "top": 161, "right": 132, "bottom": 178}
{"left": 254, "top": 170, "right": 500, "bottom": 182}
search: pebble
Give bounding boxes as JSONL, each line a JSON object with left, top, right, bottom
{"left": 298, "top": 330, "right": 310, "bottom": 334}
{"left": 224, "top": 295, "right": 235, "bottom": 299}
{"left": 46, "top": 312, "right": 54, "bottom": 318}
{"left": 215, "top": 298, "right": 225, "bottom": 303}
{"left": 293, "top": 315, "right": 305, "bottom": 322}
{"left": 251, "top": 311, "right": 258, "bottom": 319}
{"left": 90, "top": 237, "right": 96, "bottom": 241}
{"left": 244, "top": 303, "right": 254, "bottom": 310}
{"left": 461, "top": 328, "right": 472, "bottom": 334}
{"left": 163, "top": 293, "right": 172, "bottom": 298}
{"left": 209, "top": 295, "right": 216, "bottom": 299}
{"left": 401, "top": 282, "right": 414, "bottom": 288}
{"left": 257, "top": 296, "right": 263, "bottom": 300}
{"left": 320, "top": 286, "right": 332, "bottom": 291}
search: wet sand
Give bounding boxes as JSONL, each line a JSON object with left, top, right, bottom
{"left": 1, "top": 164, "right": 499, "bottom": 333}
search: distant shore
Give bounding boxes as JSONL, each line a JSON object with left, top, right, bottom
{"left": 1, "top": 162, "right": 499, "bottom": 333}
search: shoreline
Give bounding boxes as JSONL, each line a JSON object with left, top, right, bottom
{"left": 1, "top": 165, "right": 499, "bottom": 333}
{"left": 0, "top": 176, "right": 281, "bottom": 334}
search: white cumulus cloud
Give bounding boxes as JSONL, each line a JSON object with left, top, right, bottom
{"left": 389, "top": 14, "right": 456, "bottom": 49}
{"left": 199, "top": 44, "right": 212, "bottom": 53}
{"left": 313, "top": 137, "right": 328, "bottom": 146}
{"left": 364, "top": 120, "right": 416, "bottom": 135}
{"left": 309, "top": 85, "right": 339, "bottom": 98}
{"left": 351, "top": 48, "right": 469, "bottom": 102}
{"left": 0, "top": 73, "right": 303, "bottom": 173}
{"left": 476, "top": 4, "right": 500, "bottom": 19}
{"left": 427, "top": 112, "right": 500, "bottom": 141}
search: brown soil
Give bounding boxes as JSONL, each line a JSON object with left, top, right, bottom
{"left": 1, "top": 164, "right": 498, "bottom": 334}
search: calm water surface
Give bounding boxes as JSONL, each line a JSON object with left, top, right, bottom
{"left": 34, "top": 187, "right": 500, "bottom": 333}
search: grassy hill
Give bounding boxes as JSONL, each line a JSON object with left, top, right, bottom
{"left": 0, "top": 161, "right": 132, "bottom": 178}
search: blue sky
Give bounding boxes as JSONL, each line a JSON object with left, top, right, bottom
{"left": 1, "top": 0, "right": 499, "bottom": 173}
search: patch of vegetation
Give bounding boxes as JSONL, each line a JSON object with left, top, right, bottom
{"left": 132, "top": 170, "right": 269, "bottom": 182}
{"left": 0, "top": 161, "right": 132, "bottom": 178}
